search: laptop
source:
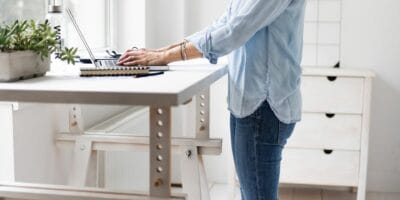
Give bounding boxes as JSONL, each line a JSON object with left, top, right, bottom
{"left": 66, "top": 8, "right": 169, "bottom": 71}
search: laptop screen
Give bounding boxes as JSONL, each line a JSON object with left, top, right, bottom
{"left": 66, "top": 8, "right": 99, "bottom": 67}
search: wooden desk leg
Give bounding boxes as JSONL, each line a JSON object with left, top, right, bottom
{"left": 150, "top": 106, "right": 171, "bottom": 198}
{"left": 191, "top": 88, "right": 211, "bottom": 200}
{"left": 0, "top": 104, "right": 15, "bottom": 182}
{"left": 196, "top": 88, "right": 210, "bottom": 139}
{"left": 181, "top": 88, "right": 210, "bottom": 200}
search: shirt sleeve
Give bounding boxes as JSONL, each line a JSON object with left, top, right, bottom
{"left": 186, "top": 0, "right": 292, "bottom": 64}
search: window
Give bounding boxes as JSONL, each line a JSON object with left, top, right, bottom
{"left": 0, "top": 0, "right": 114, "bottom": 51}
{"left": 0, "top": 0, "right": 46, "bottom": 22}
{"left": 65, "top": 0, "right": 114, "bottom": 50}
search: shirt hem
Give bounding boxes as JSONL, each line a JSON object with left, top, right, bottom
{"left": 228, "top": 97, "right": 301, "bottom": 124}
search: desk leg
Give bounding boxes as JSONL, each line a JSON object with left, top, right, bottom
{"left": 194, "top": 88, "right": 211, "bottom": 200}
{"left": 150, "top": 106, "right": 171, "bottom": 198}
{"left": 196, "top": 88, "right": 210, "bottom": 139}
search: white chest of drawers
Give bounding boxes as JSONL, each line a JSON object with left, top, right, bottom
{"left": 280, "top": 67, "right": 374, "bottom": 200}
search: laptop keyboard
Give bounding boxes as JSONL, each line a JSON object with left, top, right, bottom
{"left": 99, "top": 59, "right": 118, "bottom": 67}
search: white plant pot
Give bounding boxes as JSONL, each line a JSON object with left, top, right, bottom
{"left": 0, "top": 51, "right": 50, "bottom": 82}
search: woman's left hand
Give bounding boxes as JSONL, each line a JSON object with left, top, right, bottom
{"left": 117, "top": 48, "right": 167, "bottom": 66}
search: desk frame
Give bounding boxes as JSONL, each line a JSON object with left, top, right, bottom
{"left": 0, "top": 65, "right": 227, "bottom": 199}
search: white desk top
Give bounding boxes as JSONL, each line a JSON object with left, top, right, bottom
{"left": 0, "top": 64, "right": 227, "bottom": 106}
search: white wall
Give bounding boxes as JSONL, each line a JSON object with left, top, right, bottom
{"left": 113, "top": 0, "right": 146, "bottom": 51}
{"left": 145, "top": 0, "right": 185, "bottom": 48}
{"left": 341, "top": 0, "right": 400, "bottom": 192}
{"left": 114, "top": 0, "right": 227, "bottom": 50}
{"left": 184, "top": 0, "right": 227, "bottom": 35}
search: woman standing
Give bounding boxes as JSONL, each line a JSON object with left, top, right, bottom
{"left": 118, "top": 0, "right": 306, "bottom": 199}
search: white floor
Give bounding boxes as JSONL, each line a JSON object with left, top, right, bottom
{"left": 209, "top": 183, "right": 400, "bottom": 200}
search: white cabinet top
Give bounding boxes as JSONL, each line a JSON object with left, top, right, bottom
{"left": 0, "top": 64, "right": 227, "bottom": 106}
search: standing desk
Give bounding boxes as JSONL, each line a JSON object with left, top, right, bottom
{"left": 0, "top": 64, "right": 227, "bottom": 200}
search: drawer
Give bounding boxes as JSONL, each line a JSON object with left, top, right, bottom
{"left": 287, "top": 113, "right": 362, "bottom": 150}
{"left": 302, "top": 76, "right": 364, "bottom": 114}
{"left": 280, "top": 148, "right": 359, "bottom": 187}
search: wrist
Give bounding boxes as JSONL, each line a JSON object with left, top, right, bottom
{"left": 162, "top": 49, "right": 179, "bottom": 64}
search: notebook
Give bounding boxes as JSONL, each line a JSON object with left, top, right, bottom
{"left": 80, "top": 66, "right": 149, "bottom": 77}
{"left": 66, "top": 8, "right": 168, "bottom": 76}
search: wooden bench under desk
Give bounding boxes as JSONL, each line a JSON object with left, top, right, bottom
{"left": 0, "top": 64, "right": 227, "bottom": 200}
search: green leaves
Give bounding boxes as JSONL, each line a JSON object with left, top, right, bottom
{"left": 0, "top": 20, "right": 77, "bottom": 65}
{"left": 0, "top": 21, "right": 18, "bottom": 51}
{"left": 60, "top": 47, "right": 77, "bottom": 64}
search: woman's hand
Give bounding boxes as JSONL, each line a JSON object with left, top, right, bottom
{"left": 117, "top": 48, "right": 168, "bottom": 66}
{"left": 117, "top": 42, "right": 202, "bottom": 66}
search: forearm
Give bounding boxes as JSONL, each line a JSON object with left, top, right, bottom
{"left": 118, "top": 42, "right": 203, "bottom": 66}
{"left": 163, "top": 42, "right": 203, "bottom": 64}
{"left": 156, "top": 42, "right": 182, "bottom": 52}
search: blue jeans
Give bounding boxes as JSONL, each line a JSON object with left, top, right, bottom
{"left": 230, "top": 100, "right": 295, "bottom": 200}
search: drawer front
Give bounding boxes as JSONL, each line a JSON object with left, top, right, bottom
{"left": 280, "top": 148, "right": 359, "bottom": 187}
{"left": 302, "top": 76, "right": 364, "bottom": 114}
{"left": 287, "top": 113, "right": 362, "bottom": 150}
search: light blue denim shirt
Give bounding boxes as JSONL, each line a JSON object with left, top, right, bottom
{"left": 186, "top": 0, "right": 305, "bottom": 124}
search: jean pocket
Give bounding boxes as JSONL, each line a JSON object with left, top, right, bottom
{"left": 278, "top": 121, "right": 296, "bottom": 146}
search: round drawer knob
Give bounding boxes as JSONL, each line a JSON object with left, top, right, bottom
{"left": 327, "top": 76, "right": 337, "bottom": 81}
{"left": 325, "top": 113, "right": 336, "bottom": 118}
{"left": 323, "top": 149, "right": 334, "bottom": 155}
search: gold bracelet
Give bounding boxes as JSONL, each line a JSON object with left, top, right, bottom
{"left": 182, "top": 41, "right": 187, "bottom": 60}
{"left": 180, "top": 43, "right": 185, "bottom": 61}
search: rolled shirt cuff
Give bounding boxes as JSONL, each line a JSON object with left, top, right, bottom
{"left": 185, "top": 31, "right": 219, "bottom": 64}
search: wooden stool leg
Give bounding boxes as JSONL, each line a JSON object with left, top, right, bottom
{"left": 85, "top": 150, "right": 105, "bottom": 188}
{"left": 198, "top": 155, "right": 210, "bottom": 200}
{"left": 96, "top": 151, "right": 106, "bottom": 188}
{"left": 68, "top": 138, "right": 93, "bottom": 187}
{"left": 86, "top": 150, "right": 99, "bottom": 187}
{"left": 181, "top": 146, "right": 201, "bottom": 200}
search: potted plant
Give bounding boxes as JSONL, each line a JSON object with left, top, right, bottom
{"left": 0, "top": 20, "right": 77, "bottom": 82}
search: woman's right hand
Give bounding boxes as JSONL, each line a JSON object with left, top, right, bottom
{"left": 117, "top": 48, "right": 169, "bottom": 66}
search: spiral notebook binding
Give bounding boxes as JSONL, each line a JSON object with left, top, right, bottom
{"left": 80, "top": 66, "right": 150, "bottom": 77}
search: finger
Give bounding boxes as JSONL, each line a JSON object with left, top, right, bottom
{"left": 131, "top": 55, "right": 146, "bottom": 60}
{"left": 123, "top": 59, "right": 147, "bottom": 66}
{"left": 119, "top": 49, "right": 135, "bottom": 60}
{"left": 118, "top": 55, "right": 135, "bottom": 65}
{"left": 117, "top": 57, "right": 130, "bottom": 64}
{"left": 126, "top": 50, "right": 145, "bottom": 56}
{"left": 118, "top": 50, "right": 149, "bottom": 64}
{"left": 121, "top": 49, "right": 133, "bottom": 57}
